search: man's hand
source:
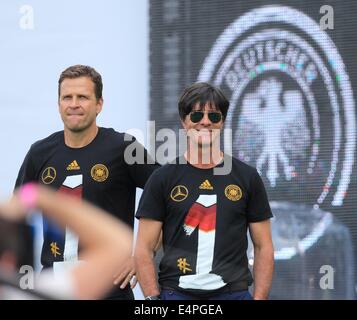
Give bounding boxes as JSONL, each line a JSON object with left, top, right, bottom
{"left": 0, "top": 195, "right": 27, "bottom": 221}
{"left": 113, "top": 256, "right": 137, "bottom": 289}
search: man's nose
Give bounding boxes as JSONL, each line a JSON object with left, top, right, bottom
{"left": 200, "top": 113, "right": 211, "bottom": 126}
{"left": 69, "top": 97, "right": 80, "bottom": 107}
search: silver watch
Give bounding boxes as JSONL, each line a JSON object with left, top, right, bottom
{"left": 145, "top": 295, "right": 161, "bottom": 300}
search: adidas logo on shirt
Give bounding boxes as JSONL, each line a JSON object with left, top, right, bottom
{"left": 66, "top": 160, "right": 80, "bottom": 171}
{"left": 199, "top": 179, "right": 213, "bottom": 190}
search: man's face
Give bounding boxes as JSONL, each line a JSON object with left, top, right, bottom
{"left": 182, "top": 102, "right": 224, "bottom": 148}
{"left": 59, "top": 77, "right": 103, "bottom": 133}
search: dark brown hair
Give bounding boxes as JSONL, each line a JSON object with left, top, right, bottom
{"left": 58, "top": 65, "right": 103, "bottom": 101}
{"left": 178, "top": 82, "right": 229, "bottom": 121}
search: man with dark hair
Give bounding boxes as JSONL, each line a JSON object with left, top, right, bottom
{"left": 135, "top": 82, "right": 274, "bottom": 300}
{"left": 15, "top": 64, "right": 159, "bottom": 300}
{"left": 58, "top": 64, "right": 103, "bottom": 102}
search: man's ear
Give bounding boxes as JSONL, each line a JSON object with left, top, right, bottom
{"left": 181, "top": 116, "right": 189, "bottom": 130}
{"left": 96, "top": 98, "right": 103, "bottom": 116}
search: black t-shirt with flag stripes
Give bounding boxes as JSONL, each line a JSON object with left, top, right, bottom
{"left": 136, "top": 155, "right": 272, "bottom": 296}
{"left": 15, "top": 127, "right": 158, "bottom": 269}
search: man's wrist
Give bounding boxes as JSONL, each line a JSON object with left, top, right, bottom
{"left": 145, "top": 295, "right": 161, "bottom": 300}
{"left": 253, "top": 293, "right": 269, "bottom": 300}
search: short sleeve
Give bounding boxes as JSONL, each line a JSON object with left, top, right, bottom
{"left": 135, "top": 169, "right": 166, "bottom": 222}
{"left": 14, "top": 147, "right": 37, "bottom": 189}
{"left": 124, "top": 136, "right": 160, "bottom": 189}
{"left": 246, "top": 170, "right": 273, "bottom": 222}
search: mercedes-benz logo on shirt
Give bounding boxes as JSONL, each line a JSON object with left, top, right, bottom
{"left": 170, "top": 185, "right": 189, "bottom": 202}
{"left": 41, "top": 167, "right": 56, "bottom": 184}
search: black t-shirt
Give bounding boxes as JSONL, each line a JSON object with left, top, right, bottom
{"left": 136, "top": 155, "right": 272, "bottom": 296}
{"left": 15, "top": 127, "right": 159, "bottom": 268}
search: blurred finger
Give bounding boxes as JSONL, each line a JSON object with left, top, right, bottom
{"left": 113, "top": 272, "right": 126, "bottom": 285}
{"left": 113, "top": 268, "right": 125, "bottom": 279}
{"left": 120, "top": 273, "right": 133, "bottom": 289}
{"left": 130, "top": 276, "right": 138, "bottom": 289}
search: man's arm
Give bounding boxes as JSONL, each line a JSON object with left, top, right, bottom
{"left": 15, "top": 147, "right": 37, "bottom": 189}
{"left": 134, "top": 218, "right": 163, "bottom": 297}
{"left": 126, "top": 137, "right": 160, "bottom": 189}
{"left": 111, "top": 138, "right": 159, "bottom": 289}
{"left": 249, "top": 219, "right": 274, "bottom": 300}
